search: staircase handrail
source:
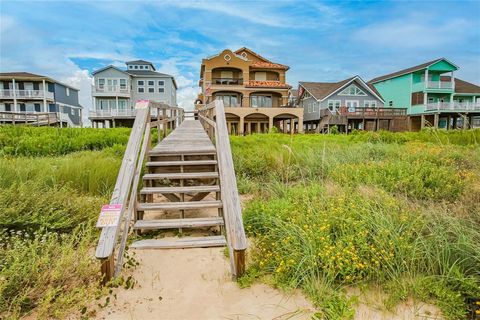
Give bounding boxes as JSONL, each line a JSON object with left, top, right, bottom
{"left": 197, "top": 100, "right": 247, "bottom": 278}
{"left": 95, "top": 100, "right": 184, "bottom": 282}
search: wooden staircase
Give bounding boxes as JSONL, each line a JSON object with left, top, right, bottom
{"left": 131, "top": 120, "right": 227, "bottom": 249}
{"left": 95, "top": 100, "right": 247, "bottom": 282}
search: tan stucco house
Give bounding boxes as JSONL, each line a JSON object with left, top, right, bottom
{"left": 196, "top": 47, "right": 303, "bottom": 134}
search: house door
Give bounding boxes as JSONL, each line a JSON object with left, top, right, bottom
{"left": 345, "top": 100, "right": 359, "bottom": 112}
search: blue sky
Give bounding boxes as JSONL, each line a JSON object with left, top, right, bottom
{"left": 1, "top": 0, "right": 479, "bottom": 115}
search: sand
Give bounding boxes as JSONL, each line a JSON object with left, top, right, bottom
{"left": 94, "top": 247, "right": 315, "bottom": 320}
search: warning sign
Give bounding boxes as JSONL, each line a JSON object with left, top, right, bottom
{"left": 96, "top": 204, "right": 122, "bottom": 228}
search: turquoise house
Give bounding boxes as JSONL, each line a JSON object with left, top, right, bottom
{"left": 369, "top": 58, "right": 480, "bottom": 130}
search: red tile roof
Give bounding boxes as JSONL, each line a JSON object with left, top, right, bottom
{"left": 245, "top": 80, "right": 291, "bottom": 89}
{"left": 251, "top": 61, "right": 289, "bottom": 70}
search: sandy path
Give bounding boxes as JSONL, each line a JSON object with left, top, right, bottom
{"left": 95, "top": 247, "right": 315, "bottom": 320}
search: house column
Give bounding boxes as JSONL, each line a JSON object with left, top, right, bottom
{"left": 421, "top": 114, "right": 425, "bottom": 130}
{"left": 452, "top": 116, "right": 457, "bottom": 129}
{"left": 433, "top": 113, "right": 439, "bottom": 129}
{"left": 298, "top": 115, "right": 304, "bottom": 133}
{"left": 42, "top": 79, "right": 47, "bottom": 112}
{"left": 425, "top": 69, "right": 429, "bottom": 88}
{"left": 451, "top": 71, "right": 455, "bottom": 90}
{"left": 447, "top": 115, "right": 451, "bottom": 130}
{"left": 12, "top": 78, "right": 17, "bottom": 112}
{"left": 268, "top": 116, "right": 273, "bottom": 133}
{"left": 115, "top": 96, "right": 119, "bottom": 115}
{"left": 247, "top": 122, "right": 251, "bottom": 134}
{"left": 227, "top": 121, "right": 232, "bottom": 134}
{"left": 239, "top": 116, "right": 244, "bottom": 135}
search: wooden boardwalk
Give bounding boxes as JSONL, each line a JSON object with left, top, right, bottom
{"left": 96, "top": 101, "right": 246, "bottom": 281}
{"left": 131, "top": 119, "right": 226, "bottom": 250}
{"left": 150, "top": 120, "right": 216, "bottom": 155}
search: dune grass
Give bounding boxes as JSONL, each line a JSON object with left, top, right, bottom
{"left": 233, "top": 130, "right": 480, "bottom": 319}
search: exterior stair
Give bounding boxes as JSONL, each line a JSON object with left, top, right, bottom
{"left": 131, "top": 120, "right": 226, "bottom": 249}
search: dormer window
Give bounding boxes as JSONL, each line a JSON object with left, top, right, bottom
{"left": 140, "top": 66, "right": 144, "bottom": 69}
{"left": 129, "top": 66, "right": 133, "bottom": 69}
{"left": 134, "top": 66, "right": 138, "bottom": 69}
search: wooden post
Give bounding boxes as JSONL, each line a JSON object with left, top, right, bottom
{"left": 239, "top": 117, "right": 244, "bottom": 135}
{"left": 100, "top": 256, "right": 114, "bottom": 284}
{"left": 433, "top": 113, "right": 439, "bottom": 129}
{"left": 421, "top": 114, "right": 425, "bottom": 129}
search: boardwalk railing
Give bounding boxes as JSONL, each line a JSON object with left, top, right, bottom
{"left": 197, "top": 100, "right": 248, "bottom": 278}
{"left": 0, "top": 111, "right": 60, "bottom": 126}
{"left": 95, "top": 101, "right": 184, "bottom": 282}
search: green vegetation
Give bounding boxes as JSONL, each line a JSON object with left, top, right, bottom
{"left": 1, "top": 125, "right": 479, "bottom": 319}
{"left": 0, "top": 127, "right": 126, "bottom": 319}
{"left": 233, "top": 129, "right": 480, "bottom": 319}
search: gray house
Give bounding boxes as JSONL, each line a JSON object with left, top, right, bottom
{"left": 89, "top": 60, "right": 177, "bottom": 128}
{"left": 297, "top": 76, "right": 406, "bottom": 132}
{"left": 0, "top": 72, "right": 83, "bottom": 127}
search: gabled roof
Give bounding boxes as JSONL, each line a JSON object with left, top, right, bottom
{"left": 92, "top": 65, "right": 129, "bottom": 76}
{"left": 299, "top": 76, "right": 384, "bottom": 102}
{"left": 369, "top": 58, "right": 459, "bottom": 84}
{"left": 0, "top": 72, "right": 80, "bottom": 90}
{"left": 126, "top": 59, "right": 154, "bottom": 65}
{"left": 440, "top": 76, "right": 480, "bottom": 94}
{"left": 234, "top": 47, "right": 270, "bottom": 62}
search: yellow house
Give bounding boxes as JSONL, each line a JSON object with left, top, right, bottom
{"left": 197, "top": 47, "right": 303, "bottom": 134}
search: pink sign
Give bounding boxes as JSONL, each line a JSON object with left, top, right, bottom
{"left": 96, "top": 204, "right": 123, "bottom": 228}
{"left": 135, "top": 100, "right": 150, "bottom": 109}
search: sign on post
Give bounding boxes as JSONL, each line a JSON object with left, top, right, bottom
{"left": 96, "top": 204, "right": 123, "bottom": 228}
{"left": 136, "top": 100, "right": 150, "bottom": 109}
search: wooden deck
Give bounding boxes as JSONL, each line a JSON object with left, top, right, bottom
{"left": 150, "top": 120, "right": 216, "bottom": 155}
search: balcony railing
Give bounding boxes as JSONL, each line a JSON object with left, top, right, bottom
{"left": 425, "top": 102, "right": 480, "bottom": 111}
{"left": 92, "top": 85, "right": 130, "bottom": 94}
{"left": 89, "top": 109, "right": 137, "bottom": 118}
{"left": 333, "top": 107, "right": 407, "bottom": 117}
{"left": 0, "top": 90, "right": 54, "bottom": 100}
{"left": 212, "top": 78, "right": 243, "bottom": 85}
{"left": 426, "top": 81, "right": 454, "bottom": 89}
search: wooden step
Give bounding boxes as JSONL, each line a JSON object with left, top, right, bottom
{"left": 149, "top": 148, "right": 216, "bottom": 156}
{"left": 146, "top": 160, "right": 217, "bottom": 167}
{"left": 130, "top": 236, "right": 227, "bottom": 249}
{"left": 137, "top": 200, "right": 223, "bottom": 211}
{"left": 133, "top": 217, "right": 224, "bottom": 230}
{"left": 143, "top": 172, "right": 219, "bottom": 180}
{"left": 140, "top": 185, "right": 220, "bottom": 194}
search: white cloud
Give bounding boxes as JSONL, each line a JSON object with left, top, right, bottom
{"left": 354, "top": 17, "right": 472, "bottom": 48}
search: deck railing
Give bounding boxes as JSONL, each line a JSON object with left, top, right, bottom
{"left": 425, "top": 101, "right": 480, "bottom": 111}
{"left": 212, "top": 78, "right": 243, "bottom": 85}
{"left": 0, "top": 89, "right": 54, "bottom": 100}
{"left": 95, "top": 101, "right": 184, "bottom": 282}
{"left": 197, "top": 100, "right": 247, "bottom": 278}
{"left": 0, "top": 111, "right": 60, "bottom": 126}
{"left": 338, "top": 107, "right": 407, "bottom": 117}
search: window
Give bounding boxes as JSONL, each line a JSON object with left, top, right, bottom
{"left": 251, "top": 95, "right": 272, "bottom": 108}
{"left": 134, "top": 66, "right": 138, "bottom": 69}
{"left": 140, "top": 66, "right": 144, "bottom": 70}
{"left": 221, "top": 71, "right": 233, "bottom": 79}
{"left": 327, "top": 100, "right": 341, "bottom": 112}
{"left": 66, "top": 87, "right": 70, "bottom": 96}
{"left": 389, "top": 101, "right": 393, "bottom": 107}
{"left": 138, "top": 87, "right": 145, "bottom": 93}
{"left": 129, "top": 66, "right": 133, "bottom": 69}
{"left": 148, "top": 80, "right": 154, "bottom": 86}
{"left": 26, "top": 103, "right": 35, "bottom": 112}
{"left": 138, "top": 80, "right": 144, "bottom": 86}
{"left": 364, "top": 100, "right": 377, "bottom": 108}
{"left": 98, "top": 78, "right": 105, "bottom": 88}
{"left": 255, "top": 72, "right": 267, "bottom": 81}
{"left": 215, "top": 94, "right": 238, "bottom": 107}
{"left": 158, "top": 88, "right": 165, "bottom": 93}
{"left": 158, "top": 80, "right": 164, "bottom": 86}
{"left": 148, "top": 88, "right": 155, "bottom": 93}
{"left": 119, "top": 79, "right": 127, "bottom": 90}
{"left": 118, "top": 100, "right": 127, "bottom": 109}
{"left": 99, "top": 100, "right": 109, "bottom": 110}
{"left": 339, "top": 84, "right": 367, "bottom": 96}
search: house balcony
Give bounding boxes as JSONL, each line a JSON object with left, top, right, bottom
{"left": 92, "top": 85, "right": 131, "bottom": 98}
{"left": 412, "top": 81, "right": 454, "bottom": 93}
{"left": 425, "top": 101, "right": 480, "bottom": 112}
{"left": 211, "top": 78, "right": 243, "bottom": 85}
{"left": 244, "top": 80, "right": 291, "bottom": 89}
{"left": 0, "top": 89, "right": 54, "bottom": 100}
